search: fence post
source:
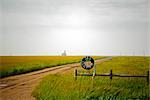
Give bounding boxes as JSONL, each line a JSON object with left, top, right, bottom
{"left": 92, "top": 65, "right": 96, "bottom": 79}
{"left": 74, "top": 69, "right": 77, "bottom": 80}
{"left": 110, "top": 69, "right": 113, "bottom": 80}
{"left": 147, "top": 71, "right": 149, "bottom": 85}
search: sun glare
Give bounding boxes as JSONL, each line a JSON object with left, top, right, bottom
{"left": 64, "top": 9, "right": 90, "bottom": 26}
{"left": 51, "top": 8, "right": 93, "bottom": 51}
{"left": 66, "top": 13, "right": 87, "bottom": 26}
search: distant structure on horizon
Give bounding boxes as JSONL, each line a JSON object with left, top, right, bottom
{"left": 61, "top": 50, "right": 67, "bottom": 56}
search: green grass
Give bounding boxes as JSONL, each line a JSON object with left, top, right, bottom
{"left": 33, "top": 56, "right": 150, "bottom": 100}
{"left": 0, "top": 56, "right": 103, "bottom": 78}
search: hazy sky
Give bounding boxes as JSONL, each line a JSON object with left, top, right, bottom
{"left": 0, "top": 0, "right": 149, "bottom": 56}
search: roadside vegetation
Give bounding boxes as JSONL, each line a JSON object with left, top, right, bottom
{"left": 0, "top": 56, "right": 103, "bottom": 78}
{"left": 33, "top": 56, "right": 150, "bottom": 100}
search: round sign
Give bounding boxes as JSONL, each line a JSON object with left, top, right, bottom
{"left": 81, "top": 56, "right": 94, "bottom": 70}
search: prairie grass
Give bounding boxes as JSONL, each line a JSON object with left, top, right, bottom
{"left": 33, "top": 56, "right": 150, "bottom": 100}
{"left": 0, "top": 56, "right": 103, "bottom": 77}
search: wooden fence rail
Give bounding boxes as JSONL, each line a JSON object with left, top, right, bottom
{"left": 75, "top": 69, "right": 149, "bottom": 85}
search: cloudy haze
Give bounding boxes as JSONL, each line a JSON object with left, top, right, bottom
{"left": 0, "top": 0, "right": 149, "bottom": 56}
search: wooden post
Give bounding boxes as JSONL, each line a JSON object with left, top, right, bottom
{"left": 92, "top": 65, "right": 96, "bottom": 79}
{"left": 110, "top": 69, "right": 113, "bottom": 80}
{"left": 74, "top": 69, "right": 77, "bottom": 80}
{"left": 147, "top": 71, "right": 149, "bottom": 85}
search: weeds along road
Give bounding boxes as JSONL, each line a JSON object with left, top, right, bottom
{"left": 0, "top": 57, "right": 112, "bottom": 100}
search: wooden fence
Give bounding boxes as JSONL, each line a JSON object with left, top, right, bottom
{"left": 74, "top": 69, "right": 149, "bottom": 84}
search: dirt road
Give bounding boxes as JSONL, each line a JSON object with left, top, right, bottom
{"left": 0, "top": 57, "right": 112, "bottom": 100}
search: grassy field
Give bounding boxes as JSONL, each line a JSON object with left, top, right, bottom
{"left": 33, "top": 56, "right": 150, "bottom": 100}
{"left": 0, "top": 56, "right": 103, "bottom": 78}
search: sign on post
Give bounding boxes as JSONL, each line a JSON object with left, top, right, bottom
{"left": 81, "top": 56, "right": 95, "bottom": 70}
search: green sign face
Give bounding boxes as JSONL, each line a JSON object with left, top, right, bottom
{"left": 81, "top": 56, "right": 94, "bottom": 70}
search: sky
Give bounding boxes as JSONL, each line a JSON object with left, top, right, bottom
{"left": 0, "top": 0, "right": 149, "bottom": 56}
